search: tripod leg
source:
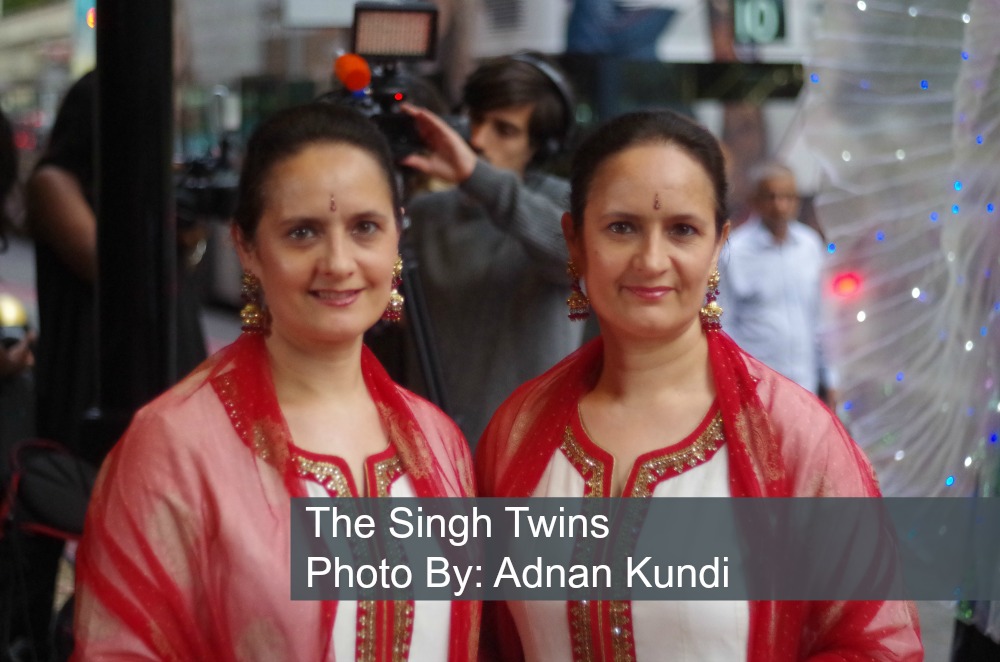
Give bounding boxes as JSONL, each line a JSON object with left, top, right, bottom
{"left": 398, "top": 241, "right": 453, "bottom": 419}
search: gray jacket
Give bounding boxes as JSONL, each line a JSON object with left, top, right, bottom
{"left": 405, "top": 160, "right": 586, "bottom": 446}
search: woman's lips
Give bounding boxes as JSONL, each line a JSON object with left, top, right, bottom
{"left": 310, "top": 289, "right": 362, "bottom": 306}
{"left": 623, "top": 286, "right": 674, "bottom": 300}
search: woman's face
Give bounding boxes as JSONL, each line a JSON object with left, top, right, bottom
{"left": 564, "top": 142, "right": 728, "bottom": 343}
{"left": 236, "top": 142, "right": 399, "bottom": 350}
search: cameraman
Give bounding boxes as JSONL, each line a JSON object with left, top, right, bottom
{"left": 400, "top": 52, "right": 586, "bottom": 447}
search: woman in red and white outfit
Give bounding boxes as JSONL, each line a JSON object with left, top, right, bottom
{"left": 74, "top": 103, "right": 478, "bottom": 661}
{"left": 476, "top": 110, "right": 921, "bottom": 661}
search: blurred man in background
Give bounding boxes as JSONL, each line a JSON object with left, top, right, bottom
{"left": 718, "top": 162, "right": 838, "bottom": 407}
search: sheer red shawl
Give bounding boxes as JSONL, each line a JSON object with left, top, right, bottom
{"left": 476, "top": 330, "right": 922, "bottom": 661}
{"left": 74, "top": 334, "right": 479, "bottom": 661}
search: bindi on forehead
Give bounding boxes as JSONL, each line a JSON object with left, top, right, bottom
{"left": 329, "top": 195, "right": 337, "bottom": 212}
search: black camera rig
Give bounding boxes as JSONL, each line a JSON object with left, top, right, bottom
{"left": 316, "top": 1, "right": 447, "bottom": 160}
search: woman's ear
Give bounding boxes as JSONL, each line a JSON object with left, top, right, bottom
{"left": 712, "top": 220, "right": 731, "bottom": 270}
{"left": 230, "top": 223, "right": 256, "bottom": 273}
{"left": 719, "top": 220, "right": 731, "bottom": 245}
{"left": 561, "top": 212, "right": 584, "bottom": 268}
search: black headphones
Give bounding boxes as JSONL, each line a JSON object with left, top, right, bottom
{"left": 509, "top": 52, "right": 576, "bottom": 161}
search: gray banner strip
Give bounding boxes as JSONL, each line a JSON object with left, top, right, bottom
{"left": 289, "top": 497, "right": 1000, "bottom": 601}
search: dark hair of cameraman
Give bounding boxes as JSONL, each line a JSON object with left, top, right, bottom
{"left": 462, "top": 52, "right": 573, "bottom": 164}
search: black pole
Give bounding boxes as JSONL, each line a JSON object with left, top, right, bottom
{"left": 86, "top": 0, "right": 175, "bottom": 464}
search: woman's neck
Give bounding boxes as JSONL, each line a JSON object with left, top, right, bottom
{"left": 595, "top": 320, "right": 712, "bottom": 405}
{"left": 264, "top": 332, "right": 366, "bottom": 406}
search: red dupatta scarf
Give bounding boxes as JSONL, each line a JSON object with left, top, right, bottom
{"left": 208, "top": 333, "right": 479, "bottom": 661}
{"left": 477, "top": 330, "right": 791, "bottom": 500}
{"left": 210, "top": 333, "right": 473, "bottom": 502}
{"left": 476, "top": 329, "right": 921, "bottom": 661}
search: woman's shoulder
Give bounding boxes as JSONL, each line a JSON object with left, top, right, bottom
{"left": 740, "top": 352, "right": 880, "bottom": 496}
{"left": 742, "top": 352, "right": 827, "bottom": 413}
{"left": 740, "top": 351, "right": 844, "bottom": 443}
{"left": 392, "top": 384, "right": 476, "bottom": 496}
{"left": 475, "top": 341, "right": 601, "bottom": 496}
{"left": 87, "top": 366, "right": 242, "bottom": 521}
{"left": 119, "top": 338, "right": 258, "bottom": 451}
{"left": 112, "top": 367, "right": 229, "bottom": 464}
{"left": 393, "top": 384, "right": 468, "bottom": 448}
{"left": 504, "top": 338, "right": 601, "bottom": 411}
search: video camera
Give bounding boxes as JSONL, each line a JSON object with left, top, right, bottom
{"left": 318, "top": 1, "right": 465, "bottom": 160}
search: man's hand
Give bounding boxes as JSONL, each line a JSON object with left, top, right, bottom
{"left": 399, "top": 103, "right": 478, "bottom": 185}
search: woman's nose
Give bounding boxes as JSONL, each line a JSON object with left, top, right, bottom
{"left": 318, "top": 236, "right": 353, "bottom": 276}
{"left": 633, "top": 234, "right": 669, "bottom": 272}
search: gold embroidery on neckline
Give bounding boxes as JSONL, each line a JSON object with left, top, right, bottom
{"left": 630, "top": 413, "right": 725, "bottom": 498}
{"left": 560, "top": 427, "right": 606, "bottom": 497}
{"left": 373, "top": 455, "right": 404, "bottom": 498}
{"left": 562, "top": 413, "right": 725, "bottom": 499}
{"left": 301, "top": 451, "right": 408, "bottom": 662}
{"left": 292, "top": 448, "right": 404, "bottom": 498}
{"left": 294, "top": 455, "right": 352, "bottom": 497}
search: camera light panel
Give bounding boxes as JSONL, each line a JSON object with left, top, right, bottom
{"left": 352, "top": 2, "right": 438, "bottom": 61}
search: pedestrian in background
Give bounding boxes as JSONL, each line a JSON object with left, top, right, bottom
{"left": 717, "top": 162, "right": 838, "bottom": 407}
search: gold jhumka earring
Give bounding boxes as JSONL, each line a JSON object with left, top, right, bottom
{"left": 700, "top": 269, "right": 722, "bottom": 331}
{"left": 240, "top": 271, "right": 270, "bottom": 334}
{"left": 382, "top": 255, "right": 405, "bottom": 323}
{"left": 566, "top": 261, "right": 590, "bottom": 322}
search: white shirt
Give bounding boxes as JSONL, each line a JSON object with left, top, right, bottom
{"left": 510, "top": 409, "right": 749, "bottom": 661}
{"left": 718, "top": 218, "right": 832, "bottom": 394}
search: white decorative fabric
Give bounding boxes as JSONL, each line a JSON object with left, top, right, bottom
{"left": 800, "top": 0, "right": 999, "bottom": 640}
{"left": 800, "top": 0, "right": 995, "bottom": 499}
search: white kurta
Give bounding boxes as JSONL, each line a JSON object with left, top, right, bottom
{"left": 509, "top": 405, "right": 750, "bottom": 662}
{"left": 299, "top": 445, "right": 451, "bottom": 662}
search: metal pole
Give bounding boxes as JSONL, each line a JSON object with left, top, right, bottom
{"left": 87, "top": 0, "right": 175, "bottom": 464}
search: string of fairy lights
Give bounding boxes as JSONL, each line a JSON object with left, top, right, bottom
{"left": 800, "top": 0, "right": 998, "bottom": 498}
